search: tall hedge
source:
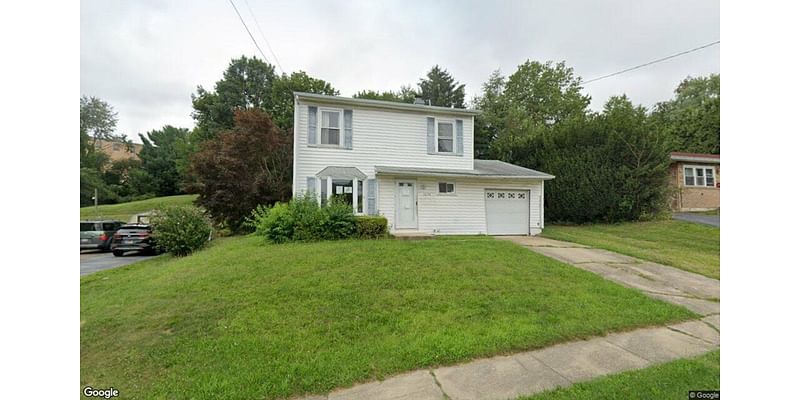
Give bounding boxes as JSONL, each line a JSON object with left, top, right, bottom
{"left": 507, "top": 96, "right": 671, "bottom": 223}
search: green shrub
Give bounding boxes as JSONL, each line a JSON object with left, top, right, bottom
{"left": 288, "top": 194, "right": 324, "bottom": 241}
{"left": 262, "top": 203, "right": 295, "bottom": 243}
{"left": 320, "top": 198, "right": 357, "bottom": 240}
{"left": 247, "top": 195, "right": 360, "bottom": 243}
{"left": 151, "top": 206, "right": 212, "bottom": 256}
{"left": 355, "top": 216, "right": 388, "bottom": 238}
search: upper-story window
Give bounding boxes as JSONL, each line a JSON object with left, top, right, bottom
{"left": 320, "top": 109, "right": 342, "bottom": 146}
{"left": 437, "top": 120, "right": 454, "bottom": 153}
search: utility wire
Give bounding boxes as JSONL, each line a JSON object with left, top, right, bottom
{"left": 242, "top": 0, "right": 285, "bottom": 74}
{"left": 227, "top": 0, "right": 271, "bottom": 66}
{"left": 583, "top": 40, "right": 720, "bottom": 85}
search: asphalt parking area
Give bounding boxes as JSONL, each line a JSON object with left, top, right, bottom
{"left": 80, "top": 250, "right": 154, "bottom": 276}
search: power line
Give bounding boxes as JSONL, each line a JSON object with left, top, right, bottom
{"left": 242, "top": 0, "right": 285, "bottom": 74}
{"left": 227, "top": 0, "right": 271, "bottom": 66}
{"left": 583, "top": 40, "right": 720, "bottom": 85}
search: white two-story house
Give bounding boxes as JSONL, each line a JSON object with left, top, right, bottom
{"left": 292, "top": 92, "right": 555, "bottom": 235}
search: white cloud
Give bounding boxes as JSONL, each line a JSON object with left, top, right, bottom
{"left": 81, "top": 0, "right": 719, "bottom": 141}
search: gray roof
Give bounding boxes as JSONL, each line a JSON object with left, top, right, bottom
{"left": 316, "top": 166, "right": 367, "bottom": 180}
{"left": 294, "top": 92, "right": 481, "bottom": 116}
{"left": 375, "top": 160, "right": 554, "bottom": 179}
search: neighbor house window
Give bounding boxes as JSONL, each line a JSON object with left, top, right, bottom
{"left": 438, "top": 182, "right": 455, "bottom": 194}
{"left": 437, "top": 121, "right": 454, "bottom": 153}
{"left": 320, "top": 109, "right": 342, "bottom": 146}
{"left": 684, "top": 166, "right": 717, "bottom": 187}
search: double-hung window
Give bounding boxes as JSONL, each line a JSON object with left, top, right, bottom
{"left": 683, "top": 166, "right": 717, "bottom": 187}
{"left": 437, "top": 120, "right": 454, "bottom": 153}
{"left": 320, "top": 109, "right": 342, "bottom": 146}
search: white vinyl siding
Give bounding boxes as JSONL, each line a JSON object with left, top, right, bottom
{"left": 377, "top": 177, "right": 544, "bottom": 235}
{"left": 293, "top": 100, "right": 474, "bottom": 195}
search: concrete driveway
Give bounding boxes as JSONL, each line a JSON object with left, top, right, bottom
{"left": 672, "top": 212, "right": 720, "bottom": 227}
{"left": 80, "top": 250, "right": 153, "bottom": 276}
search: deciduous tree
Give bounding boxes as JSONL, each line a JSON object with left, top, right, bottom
{"left": 187, "top": 109, "right": 293, "bottom": 231}
{"left": 650, "top": 74, "right": 720, "bottom": 154}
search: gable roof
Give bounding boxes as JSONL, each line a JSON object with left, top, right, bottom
{"left": 670, "top": 152, "right": 720, "bottom": 164}
{"left": 375, "top": 160, "right": 554, "bottom": 179}
{"left": 294, "top": 92, "right": 481, "bottom": 116}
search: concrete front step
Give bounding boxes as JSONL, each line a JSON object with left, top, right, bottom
{"left": 392, "top": 231, "right": 434, "bottom": 240}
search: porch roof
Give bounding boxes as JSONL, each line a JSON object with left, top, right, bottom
{"left": 375, "top": 160, "right": 555, "bottom": 180}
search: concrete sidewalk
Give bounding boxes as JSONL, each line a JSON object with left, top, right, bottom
{"left": 298, "top": 237, "right": 720, "bottom": 400}
{"left": 300, "top": 319, "right": 718, "bottom": 400}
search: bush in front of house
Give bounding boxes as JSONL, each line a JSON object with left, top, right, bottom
{"left": 247, "top": 195, "right": 387, "bottom": 243}
{"left": 151, "top": 206, "right": 212, "bottom": 256}
{"left": 319, "top": 198, "right": 357, "bottom": 240}
{"left": 355, "top": 216, "right": 388, "bottom": 238}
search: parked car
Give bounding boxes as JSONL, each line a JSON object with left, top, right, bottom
{"left": 80, "top": 220, "right": 124, "bottom": 251}
{"left": 111, "top": 224, "right": 160, "bottom": 257}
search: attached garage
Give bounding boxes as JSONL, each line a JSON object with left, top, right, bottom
{"left": 373, "top": 160, "right": 554, "bottom": 236}
{"left": 485, "top": 189, "right": 530, "bottom": 235}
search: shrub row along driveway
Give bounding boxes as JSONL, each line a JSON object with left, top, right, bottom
{"left": 80, "top": 236, "right": 694, "bottom": 399}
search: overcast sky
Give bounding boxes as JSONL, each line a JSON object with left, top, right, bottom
{"left": 81, "top": 0, "right": 719, "bottom": 142}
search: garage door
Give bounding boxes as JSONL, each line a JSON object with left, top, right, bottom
{"left": 485, "top": 189, "right": 530, "bottom": 235}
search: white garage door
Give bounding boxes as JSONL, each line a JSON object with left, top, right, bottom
{"left": 485, "top": 189, "right": 530, "bottom": 235}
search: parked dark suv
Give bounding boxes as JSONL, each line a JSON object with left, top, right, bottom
{"left": 110, "top": 224, "right": 159, "bottom": 256}
{"left": 80, "top": 220, "right": 124, "bottom": 251}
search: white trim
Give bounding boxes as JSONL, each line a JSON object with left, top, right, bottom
{"left": 434, "top": 118, "right": 455, "bottom": 154}
{"left": 683, "top": 164, "right": 718, "bottom": 188}
{"left": 318, "top": 107, "right": 344, "bottom": 148}
{"left": 295, "top": 92, "right": 481, "bottom": 116}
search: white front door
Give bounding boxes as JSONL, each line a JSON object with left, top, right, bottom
{"left": 395, "top": 181, "right": 417, "bottom": 229}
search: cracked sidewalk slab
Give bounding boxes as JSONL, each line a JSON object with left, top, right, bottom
{"left": 326, "top": 370, "right": 444, "bottom": 400}
{"left": 520, "top": 337, "right": 650, "bottom": 383}
{"left": 669, "top": 320, "right": 720, "bottom": 345}
{"left": 604, "top": 326, "right": 716, "bottom": 363}
{"left": 647, "top": 292, "right": 720, "bottom": 316}
{"left": 433, "top": 354, "right": 570, "bottom": 400}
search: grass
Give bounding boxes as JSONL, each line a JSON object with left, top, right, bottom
{"left": 522, "top": 350, "right": 719, "bottom": 400}
{"left": 79, "top": 194, "right": 198, "bottom": 222}
{"left": 542, "top": 220, "right": 719, "bottom": 279}
{"left": 81, "top": 236, "right": 696, "bottom": 399}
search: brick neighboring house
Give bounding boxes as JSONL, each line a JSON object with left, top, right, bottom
{"left": 669, "top": 152, "right": 720, "bottom": 211}
{"left": 94, "top": 139, "right": 143, "bottom": 162}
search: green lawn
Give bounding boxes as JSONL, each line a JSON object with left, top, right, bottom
{"left": 523, "top": 350, "right": 719, "bottom": 400}
{"left": 79, "top": 194, "right": 198, "bottom": 222}
{"left": 542, "top": 220, "right": 720, "bottom": 279}
{"left": 81, "top": 236, "right": 696, "bottom": 399}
